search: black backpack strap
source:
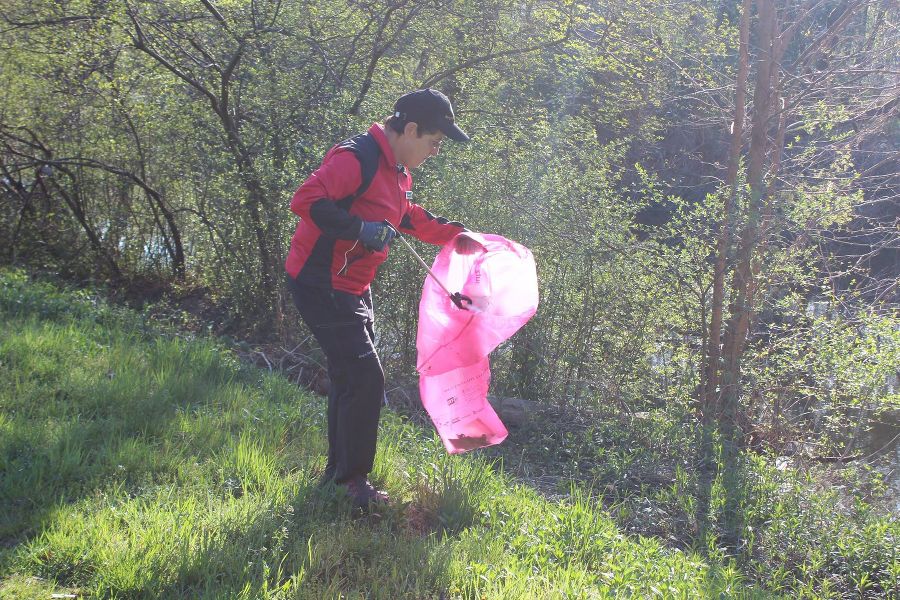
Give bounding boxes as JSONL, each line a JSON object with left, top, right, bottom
{"left": 337, "top": 132, "right": 382, "bottom": 200}
{"left": 303, "top": 132, "right": 384, "bottom": 245}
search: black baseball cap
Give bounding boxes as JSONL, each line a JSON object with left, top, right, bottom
{"left": 393, "top": 89, "right": 470, "bottom": 142}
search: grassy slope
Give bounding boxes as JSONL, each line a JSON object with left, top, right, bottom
{"left": 0, "top": 270, "right": 765, "bottom": 599}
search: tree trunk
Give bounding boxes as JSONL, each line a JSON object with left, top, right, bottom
{"left": 720, "top": 0, "right": 776, "bottom": 443}
{"left": 702, "top": 0, "right": 753, "bottom": 425}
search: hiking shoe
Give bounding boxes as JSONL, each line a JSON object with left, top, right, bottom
{"left": 343, "top": 476, "right": 390, "bottom": 509}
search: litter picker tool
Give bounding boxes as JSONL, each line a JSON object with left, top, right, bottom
{"left": 382, "top": 220, "right": 472, "bottom": 310}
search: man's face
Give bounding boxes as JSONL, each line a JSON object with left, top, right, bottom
{"left": 403, "top": 125, "right": 445, "bottom": 169}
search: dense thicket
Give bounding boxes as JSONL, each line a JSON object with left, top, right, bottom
{"left": 1, "top": 0, "right": 898, "bottom": 585}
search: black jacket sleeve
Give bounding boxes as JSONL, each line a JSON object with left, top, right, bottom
{"left": 309, "top": 199, "right": 363, "bottom": 240}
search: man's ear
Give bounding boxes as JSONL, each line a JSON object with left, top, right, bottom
{"left": 403, "top": 121, "right": 418, "bottom": 137}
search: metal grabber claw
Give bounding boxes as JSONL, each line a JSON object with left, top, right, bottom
{"left": 382, "top": 220, "right": 472, "bottom": 311}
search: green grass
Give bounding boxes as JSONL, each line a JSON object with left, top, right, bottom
{"left": 479, "top": 401, "right": 899, "bottom": 599}
{"left": 0, "top": 269, "right": 810, "bottom": 598}
{"left": 2, "top": 269, "right": 897, "bottom": 598}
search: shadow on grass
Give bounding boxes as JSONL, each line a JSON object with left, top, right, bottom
{"left": 0, "top": 419, "right": 94, "bottom": 546}
{"left": 104, "top": 471, "right": 461, "bottom": 597}
{"left": 0, "top": 395, "right": 199, "bottom": 550}
{"left": 0, "top": 327, "right": 256, "bottom": 572}
{"left": 694, "top": 423, "right": 748, "bottom": 561}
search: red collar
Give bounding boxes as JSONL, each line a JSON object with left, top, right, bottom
{"left": 368, "top": 123, "right": 399, "bottom": 168}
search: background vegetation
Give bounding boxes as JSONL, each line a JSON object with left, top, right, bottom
{"left": 1, "top": 0, "right": 898, "bottom": 596}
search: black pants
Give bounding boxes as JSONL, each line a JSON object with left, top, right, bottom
{"left": 288, "top": 277, "right": 385, "bottom": 484}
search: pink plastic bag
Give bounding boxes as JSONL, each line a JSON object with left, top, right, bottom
{"left": 416, "top": 232, "right": 538, "bottom": 453}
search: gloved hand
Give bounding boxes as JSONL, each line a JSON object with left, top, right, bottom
{"left": 358, "top": 220, "right": 396, "bottom": 252}
{"left": 453, "top": 232, "right": 483, "bottom": 255}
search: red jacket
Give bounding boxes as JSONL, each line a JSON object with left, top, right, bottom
{"left": 285, "top": 123, "right": 464, "bottom": 294}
